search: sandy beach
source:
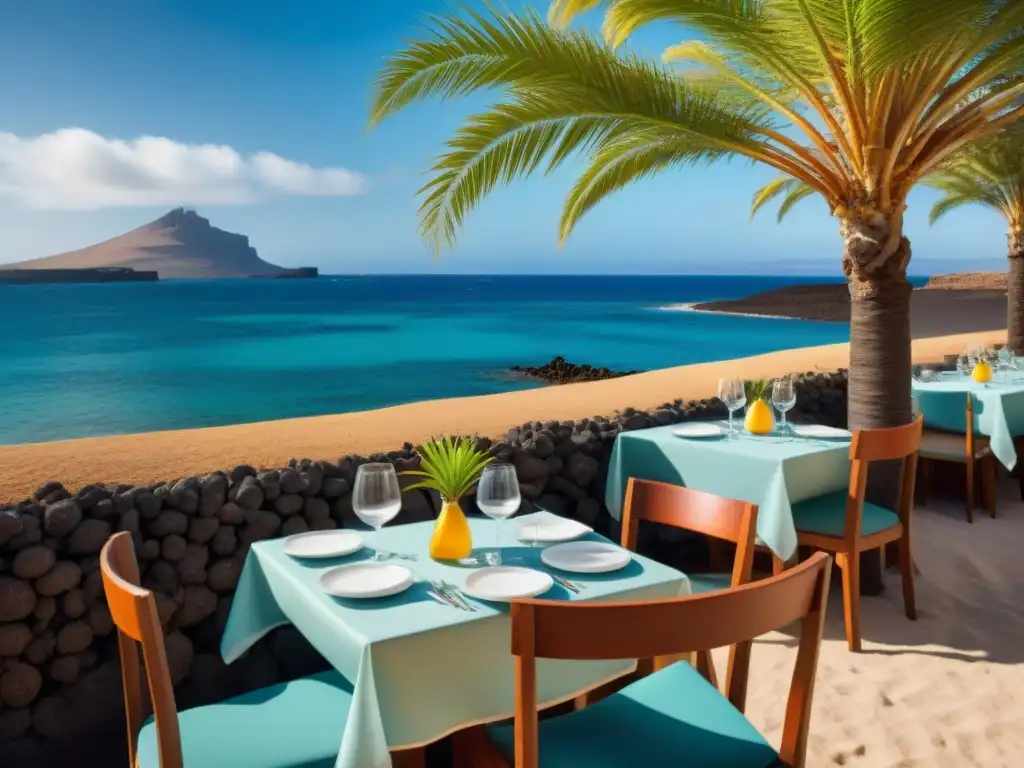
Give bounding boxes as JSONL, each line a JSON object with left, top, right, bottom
{"left": 0, "top": 329, "right": 1004, "bottom": 502}
{"left": 729, "top": 482, "right": 1024, "bottom": 767}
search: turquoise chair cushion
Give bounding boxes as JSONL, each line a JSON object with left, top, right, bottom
{"left": 136, "top": 670, "right": 353, "bottom": 768}
{"left": 791, "top": 491, "right": 900, "bottom": 538}
{"left": 487, "top": 661, "right": 781, "bottom": 768}
{"left": 688, "top": 572, "right": 734, "bottom": 594}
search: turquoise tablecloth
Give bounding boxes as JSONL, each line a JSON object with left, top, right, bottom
{"left": 606, "top": 423, "right": 852, "bottom": 560}
{"left": 220, "top": 512, "right": 689, "bottom": 768}
{"left": 913, "top": 376, "right": 1024, "bottom": 469}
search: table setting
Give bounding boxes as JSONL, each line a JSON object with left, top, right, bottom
{"left": 220, "top": 438, "right": 689, "bottom": 768}
{"left": 606, "top": 375, "right": 853, "bottom": 561}
{"left": 913, "top": 341, "right": 1024, "bottom": 469}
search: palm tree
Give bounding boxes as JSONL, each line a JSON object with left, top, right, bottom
{"left": 925, "top": 126, "right": 1024, "bottom": 354}
{"left": 369, "top": 1, "right": 1024, "bottom": 433}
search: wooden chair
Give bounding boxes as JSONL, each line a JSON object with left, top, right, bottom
{"left": 461, "top": 552, "right": 832, "bottom": 768}
{"left": 100, "top": 532, "right": 357, "bottom": 768}
{"left": 620, "top": 478, "right": 758, "bottom": 710}
{"left": 789, "top": 416, "right": 922, "bottom": 653}
{"left": 918, "top": 394, "right": 997, "bottom": 522}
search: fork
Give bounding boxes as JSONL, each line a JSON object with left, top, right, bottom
{"left": 439, "top": 580, "right": 477, "bottom": 612}
{"left": 553, "top": 574, "right": 582, "bottom": 594}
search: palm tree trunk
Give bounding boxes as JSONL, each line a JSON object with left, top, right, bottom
{"left": 1008, "top": 227, "right": 1024, "bottom": 356}
{"left": 841, "top": 210, "right": 914, "bottom": 596}
{"left": 842, "top": 211, "right": 914, "bottom": 433}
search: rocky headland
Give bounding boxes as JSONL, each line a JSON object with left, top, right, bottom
{"left": 689, "top": 275, "right": 1009, "bottom": 338}
{"left": 5, "top": 208, "right": 316, "bottom": 280}
{"left": 511, "top": 356, "right": 641, "bottom": 384}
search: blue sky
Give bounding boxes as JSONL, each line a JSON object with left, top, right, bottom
{"left": 0, "top": 0, "right": 1008, "bottom": 275}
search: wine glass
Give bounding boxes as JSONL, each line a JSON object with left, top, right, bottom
{"left": 966, "top": 343, "right": 979, "bottom": 367}
{"left": 352, "top": 463, "right": 402, "bottom": 561}
{"left": 718, "top": 378, "right": 747, "bottom": 436}
{"left": 771, "top": 378, "right": 797, "bottom": 433}
{"left": 997, "top": 347, "right": 1013, "bottom": 378}
{"left": 476, "top": 463, "right": 521, "bottom": 566}
{"left": 956, "top": 354, "right": 970, "bottom": 377}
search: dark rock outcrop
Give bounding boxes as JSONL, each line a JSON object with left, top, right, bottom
{"left": 512, "top": 356, "right": 641, "bottom": 384}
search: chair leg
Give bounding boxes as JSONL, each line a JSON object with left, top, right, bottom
{"left": 772, "top": 555, "right": 787, "bottom": 575}
{"left": 694, "top": 650, "right": 718, "bottom": 689}
{"left": 839, "top": 552, "right": 862, "bottom": 652}
{"left": 918, "top": 457, "right": 932, "bottom": 506}
{"left": 391, "top": 746, "right": 427, "bottom": 768}
{"left": 964, "top": 459, "right": 976, "bottom": 523}
{"left": 983, "top": 455, "right": 997, "bottom": 519}
{"left": 897, "top": 536, "right": 916, "bottom": 621}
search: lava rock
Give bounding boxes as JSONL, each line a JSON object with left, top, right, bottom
{"left": 56, "top": 621, "right": 93, "bottom": 655}
{"left": 188, "top": 516, "right": 220, "bottom": 544}
{"left": 150, "top": 509, "right": 189, "bottom": 538}
{"left": 177, "top": 585, "right": 218, "bottom": 627}
{"left": 0, "top": 510, "right": 24, "bottom": 546}
{"left": 303, "top": 497, "right": 330, "bottom": 522}
{"left": 0, "top": 577, "right": 36, "bottom": 621}
{"left": 178, "top": 544, "right": 209, "bottom": 585}
{"left": 61, "top": 589, "right": 88, "bottom": 619}
{"left": 280, "top": 516, "right": 308, "bottom": 537}
{"left": 0, "top": 623, "right": 32, "bottom": 657}
{"left": 87, "top": 604, "right": 114, "bottom": 637}
{"left": 234, "top": 479, "right": 264, "bottom": 511}
{"left": 68, "top": 518, "right": 111, "bottom": 554}
{"left": 274, "top": 494, "right": 304, "bottom": 517}
{"left": 50, "top": 655, "right": 81, "bottom": 684}
{"left": 11, "top": 545, "right": 56, "bottom": 580}
{"left": 161, "top": 534, "right": 188, "bottom": 562}
{"left": 320, "top": 477, "right": 349, "bottom": 499}
{"left": 211, "top": 525, "right": 237, "bottom": 557}
{"left": 0, "top": 662, "right": 43, "bottom": 708}
{"left": 43, "top": 499, "right": 82, "bottom": 537}
{"left": 218, "top": 502, "right": 244, "bottom": 526}
{"left": 208, "top": 559, "right": 243, "bottom": 593}
{"left": 36, "top": 561, "right": 82, "bottom": 597}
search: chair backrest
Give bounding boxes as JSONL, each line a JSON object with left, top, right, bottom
{"left": 844, "top": 415, "right": 923, "bottom": 541}
{"left": 100, "top": 532, "right": 183, "bottom": 768}
{"left": 510, "top": 552, "right": 833, "bottom": 768}
{"left": 621, "top": 478, "right": 759, "bottom": 589}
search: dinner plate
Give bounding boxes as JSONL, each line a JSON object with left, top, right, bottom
{"left": 672, "top": 423, "right": 724, "bottom": 439}
{"left": 792, "top": 424, "right": 852, "bottom": 440}
{"left": 541, "top": 541, "right": 631, "bottom": 574}
{"left": 462, "top": 566, "right": 553, "bottom": 602}
{"left": 517, "top": 516, "right": 592, "bottom": 544}
{"left": 319, "top": 562, "right": 413, "bottom": 599}
{"left": 283, "top": 530, "right": 363, "bottom": 559}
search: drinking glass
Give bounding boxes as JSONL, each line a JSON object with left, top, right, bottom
{"left": 476, "top": 463, "right": 521, "bottom": 566}
{"left": 966, "top": 343, "right": 980, "bottom": 366}
{"left": 956, "top": 354, "right": 970, "bottom": 377}
{"left": 771, "top": 378, "right": 797, "bottom": 433}
{"left": 718, "top": 378, "right": 747, "bottom": 435}
{"left": 998, "top": 347, "right": 1013, "bottom": 378}
{"left": 352, "top": 463, "right": 402, "bottom": 561}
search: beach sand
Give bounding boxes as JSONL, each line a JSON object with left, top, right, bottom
{"left": 0, "top": 329, "right": 1004, "bottom": 501}
{"left": 725, "top": 482, "right": 1024, "bottom": 767}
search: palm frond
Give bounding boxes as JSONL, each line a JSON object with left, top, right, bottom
{"left": 750, "top": 175, "right": 800, "bottom": 219}
{"left": 776, "top": 181, "right": 817, "bottom": 221}
{"left": 400, "top": 436, "right": 494, "bottom": 501}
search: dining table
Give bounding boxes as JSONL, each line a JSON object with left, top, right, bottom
{"left": 912, "top": 372, "right": 1024, "bottom": 470}
{"left": 220, "top": 511, "right": 690, "bottom": 768}
{"left": 605, "top": 421, "right": 853, "bottom": 561}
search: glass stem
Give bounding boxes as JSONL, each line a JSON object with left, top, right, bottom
{"left": 374, "top": 525, "right": 383, "bottom": 560}
{"left": 496, "top": 518, "right": 502, "bottom": 552}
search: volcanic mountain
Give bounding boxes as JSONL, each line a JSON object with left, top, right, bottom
{"left": 8, "top": 208, "right": 288, "bottom": 279}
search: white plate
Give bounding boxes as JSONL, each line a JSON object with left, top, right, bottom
{"left": 517, "top": 517, "right": 592, "bottom": 544}
{"left": 319, "top": 563, "right": 413, "bottom": 599}
{"left": 792, "top": 424, "right": 852, "bottom": 440}
{"left": 671, "top": 423, "right": 724, "bottom": 439}
{"left": 283, "top": 530, "right": 363, "bottom": 559}
{"left": 463, "top": 566, "right": 553, "bottom": 602}
{"left": 541, "top": 541, "right": 631, "bottom": 574}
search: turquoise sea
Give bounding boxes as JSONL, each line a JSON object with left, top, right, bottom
{"left": 0, "top": 275, "right": 853, "bottom": 445}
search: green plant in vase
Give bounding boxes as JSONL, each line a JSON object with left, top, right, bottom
{"left": 401, "top": 436, "right": 493, "bottom": 560}
{"left": 744, "top": 378, "right": 775, "bottom": 434}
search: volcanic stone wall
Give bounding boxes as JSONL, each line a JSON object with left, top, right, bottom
{"left": 0, "top": 370, "right": 847, "bottom": 763}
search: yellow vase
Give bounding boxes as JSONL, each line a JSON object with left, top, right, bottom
{"left": 430, "top": 498, "right": 473, "bottom": 560}
{"left": 972, "top": 360, "right": 993, "bottom": 383}
{"left": 744, "top": 399, "right": 775, "bottom": 434}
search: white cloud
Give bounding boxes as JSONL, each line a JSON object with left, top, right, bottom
{"left": 0, "top": 128, "right": 367, "bottom": 210}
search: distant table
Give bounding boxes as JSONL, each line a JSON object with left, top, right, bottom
{"left": 912, "top": 375, "right": 1024, "bottom": 469}
{"left": 220, "top": 512, "right": 689, "bottom": 768}
{"left": 606, "top": 423, "right": 852, "bottom": 560}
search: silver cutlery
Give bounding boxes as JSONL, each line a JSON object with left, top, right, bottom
{"left": 430, "top": 580, "right": 469, "bottom": 611}
{"left": 439, "top": 580, "right": 477, "bottom": 612}
{"left": 553, "top": 574, "right": 581, "bottom": 594}
{"left": 427, "top": 589, "right": 458, "bottom": 608}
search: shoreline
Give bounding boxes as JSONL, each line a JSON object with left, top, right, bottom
{"left": 0, "top": 329, "right": 1003, "bottom": 501}
{"left": 658, "top": 302, "right": 813, "bottom": 322}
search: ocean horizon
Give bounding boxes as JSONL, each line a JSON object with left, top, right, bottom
{"left": 0, "top": 274, "right": 887, "bottom": 446}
